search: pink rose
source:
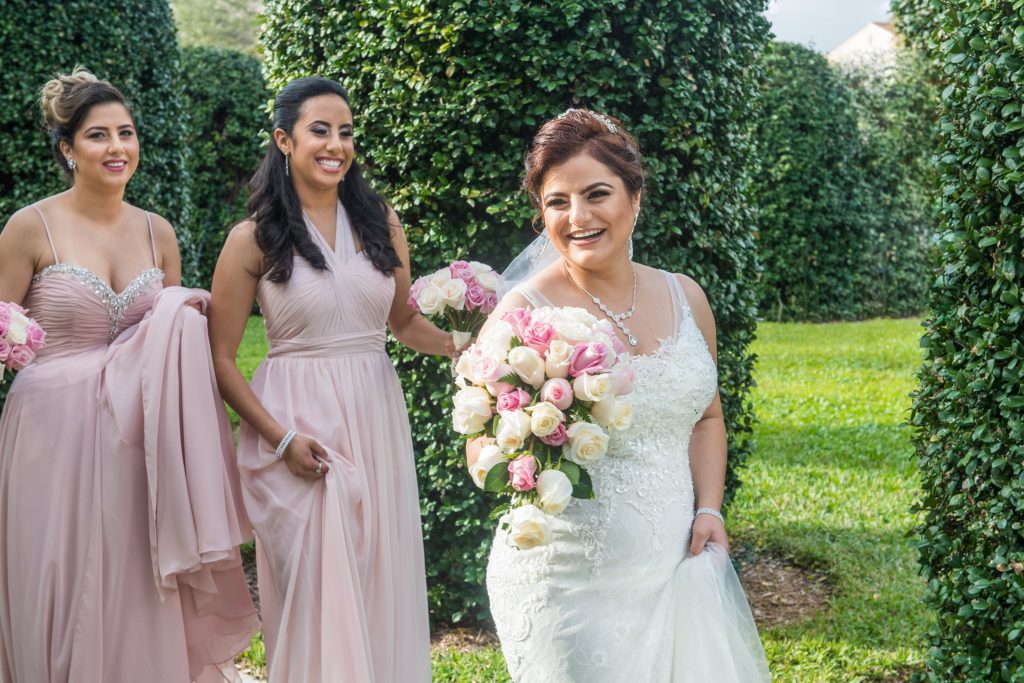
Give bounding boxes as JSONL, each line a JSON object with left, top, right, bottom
{"left": 0, "top": 339, "right": 10, "bottom": 363}
{"left": 612, "top": 365, "right": 636, "bottom": 396}
{"left": 521, "top": 322, "right": 555, "bottom": 353}
{"left": 407, "top": 277, "right": 428, "bottom": 312}
{"left": 501, "top": 308, "right": 531, "bottom": 338}
{"left": 540, "top": 423, "right": 568, "bottom": 446}
{"left": 568, "top": 341, "right": 612, "bottom": 377}
{"left": 477, "top": 356, "right": 511, "bottom": 383}
{"left": 508, "top": 455, "right": 538, "bottom": 491}
{"left": 482, "top": 292, "right": 499, "bottom": 314}
{"left": 540, "top": 378, "right": 574, "bottom": 410}
{"left": 610, "top": 335, "right": 626, "bottom": 355}
{"left": 496, "top": 388, "right": 532, "bottom": 412}
{"left": 450, "top": 261, "right": 475, "bottom": 282}
{"left": 8, "top": 344, "right": 35, "bottom": 370}
{"left": 465, "top": 283, "right": 488, "bottom": 310}
{"left": 26, "top": 323, "right": 46, "bottom": 349}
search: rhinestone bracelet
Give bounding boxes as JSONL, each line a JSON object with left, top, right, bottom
{"left": 275, "top": 429, "right": 297, "bottom": 460}
{"left": 695, "top": 507, "right": 725, "bottom": 524}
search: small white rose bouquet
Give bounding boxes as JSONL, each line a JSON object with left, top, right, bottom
{"left": 0, "top": 301, "right": 46, "bottom": 382}
{"left": 407, "top": 260, "right": 501, "bottom": 347}
{"left": 453, "top": 305, "right": 636, "bottom": 550}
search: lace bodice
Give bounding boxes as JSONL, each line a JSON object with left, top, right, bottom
{"left": 487, "top": 270, "right": 721, "bottom": 682}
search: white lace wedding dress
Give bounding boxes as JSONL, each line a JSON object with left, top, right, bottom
{"left": 487, "top": 270, "right": 771, "bottom": 682}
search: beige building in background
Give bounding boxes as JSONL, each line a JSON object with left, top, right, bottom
{"left": 827, "top": 21, "right": 902, "bottom": 68}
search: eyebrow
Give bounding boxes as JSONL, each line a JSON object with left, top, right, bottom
{"left": 307, "top": 120, "right": 353, "bottom": 128}
{"left": 543, "top": 181, "right": 614, "bottom": 200}
{"left": 83, "top": 124, "right": 135, "bottom": 133}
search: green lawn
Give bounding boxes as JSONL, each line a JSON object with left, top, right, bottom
{"left": 238, "top": 317, "right": 932, "bottom": 682}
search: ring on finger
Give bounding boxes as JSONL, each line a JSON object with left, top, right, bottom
{"left": 315, "top": 461, "right": 323, "bottom": 474}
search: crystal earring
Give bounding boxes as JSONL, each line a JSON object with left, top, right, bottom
{"left": 66, "top": 158, "right": 76, "bottom": 171}
{"left": 285, "top": 153, "right": 290, "bottom": 177}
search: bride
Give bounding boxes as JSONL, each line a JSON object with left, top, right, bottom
{"left": 468, "top": 109, "right": 771, "bottom": 682}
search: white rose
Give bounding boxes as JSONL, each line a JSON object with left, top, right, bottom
{"left": 453, "top": 407, "right": 489, "bottom": 435}
{"left": 429, "top": 268, "right": 452, "bottom": 286}
{"left": 478, "top": 321, "right": 515, "bottom": 357}
{"left": 506, "top": 504, "right": 552, "bottom": 549}
{"left": 591, "top": 397, "right": 634, "bottom": 431}
{"left": 6, "top": 310, "right": 30, "bottom": 345}
{"left": 549, "top": 307, "right": 600, "bottom": 344}
{"left": 417, "top": 283, "right": 445, "bottom": 315}
{"left": 544, "top": 340, "right": 573, "bottom": 379}
{"left": 572, "top": 373, "right": 615, "bottom": 403}
{"left": 469, "top": 444, "right": 506, "bottom": 489}
{"left": 469, "top": 260, "right": 492, "bottom": 274}
{"left": 454, "top": 348, "right": 480, "bottom": 384}
{"left": 440, "top": 278, "right": 468, "bottom": 311}
{"left": 495, "top": 409, "right": 532, "bottom": 452}
{"left": 507, "top": 346, "right": 546, "bottom": 389}
{"left": 535, "top": 469, "right": 573, "bottom": 515}
{"left": 453, "top": 385, "right": 492, "bottom": 417}
{"left": 527, "top": 401, "right": 564, "bottom": 437}
{"left": 474, "top": 269, "right": 499, "bottom": 291}
{"left": 564, "top": 421, "right": 609, "bottom": 465}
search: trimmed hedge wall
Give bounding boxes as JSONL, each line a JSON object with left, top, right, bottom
{"left": 180, "top": 46, "right": 268, "bottom": 287}
{"left": 897, "top": 1, "right": 1024, "bottom": 679}
{"left": 261, "top": 0, "right": 769, "bottom": 624}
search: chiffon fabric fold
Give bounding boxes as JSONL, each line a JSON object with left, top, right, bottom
{"left": 237, "top": 202, "right": 431, "bottom": 682}
{"left": 0, "top": 278, "right": 258, "bottom": 683}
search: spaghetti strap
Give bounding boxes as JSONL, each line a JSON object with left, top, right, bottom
{"left": 31, "top": 204, "right": 60, "bottom": 264}
{"left": 662, "top": 270, "right": 692, "bottom": 330}
{"left": 144, "top": 212, "right": 159, "bottom": 268}
{"left": 512, "top": 283, "right": 555, "bottom": 309}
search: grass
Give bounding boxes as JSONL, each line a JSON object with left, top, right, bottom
{"left": 236, "top": 317, "right": 933, "bottom": 682}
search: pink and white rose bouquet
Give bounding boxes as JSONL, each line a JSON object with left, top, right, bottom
{"left": 0, "top": 301, "right": 46, "bottom": 381}
{"left": 408, "top": 261, "right": 501, "bottom": 347}
{"left": 453, "top": 305, "right": 635, "bottom": 549}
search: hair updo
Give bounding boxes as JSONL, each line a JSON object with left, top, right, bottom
{"left": 40, "top": 66, "right": 131, "bottom": 177}
{"left": 523, "top": 108, "right": 646, "bottom": 218}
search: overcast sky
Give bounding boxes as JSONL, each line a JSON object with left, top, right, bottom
{"left": 766, "top": 0, "right": 893, "bottom": 53}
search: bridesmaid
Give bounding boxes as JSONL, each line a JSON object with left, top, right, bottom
{"left": 209, "top": 76, "right": 451, "bottom": 682}
{"left": 0, "top": 68, "right": 257, "bottom": 682}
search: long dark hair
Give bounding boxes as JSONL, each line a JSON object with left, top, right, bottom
{"left": 248, "top": 77, "right": 401, "bottom": 283}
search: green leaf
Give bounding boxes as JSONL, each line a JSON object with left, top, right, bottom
{"left": 483, "top": 461, "right": 510, "bottom": 492}
{"left": 571, "top": 467, "right": 595, "bottom": 499}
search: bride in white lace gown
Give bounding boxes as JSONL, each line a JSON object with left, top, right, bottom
{"left": 473, "top": 109, "right": 770, "bottom": 682}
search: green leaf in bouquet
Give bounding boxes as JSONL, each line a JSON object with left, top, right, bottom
{"left": 569, "top": 404, "right": 593, "bottom": 423}
{"left": 498, "top": 371, "right": 521, "bottom": 386}
{"left": 488, "top": 502, "right": 512, "bottom": 521}
{"left": 485, "top": 415, "right": 498, "bottom": 438}
{"left": 559, "top": 460, "right": 581, "bottom": 486}
{"left": 484, "top": 461, "right": 511, "bottom": 492}
{"left": 509, "top": 336, "right": 523, "bottom": 349}
{"left": 572, "top": 467, "right": 595, "bottom": 499}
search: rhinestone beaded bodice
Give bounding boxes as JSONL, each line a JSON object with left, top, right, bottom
{"left": 23, "top": 266, "right": 164, "bottom": 358}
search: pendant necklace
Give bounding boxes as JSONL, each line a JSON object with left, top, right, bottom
{"left": 564, "top": 262, "right": 639, "bottom": 347}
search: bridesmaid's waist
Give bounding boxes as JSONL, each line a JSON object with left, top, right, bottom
{"left": 266, "top": 329, "right": 387, "bottom": 359}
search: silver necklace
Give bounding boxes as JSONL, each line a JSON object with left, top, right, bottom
{"left": 565, "top": 263, "right": 639, "bottom": 346}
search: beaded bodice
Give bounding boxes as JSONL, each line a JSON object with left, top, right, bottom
{"left": 23, "top": 266, "right": 163, "bottom": 357}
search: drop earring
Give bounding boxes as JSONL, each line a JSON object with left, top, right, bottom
{"left": 285, "top": 153, "right": 290, "bottom": 177}
{"left": 66, "top": 158, "right": 76, "bottom": 171}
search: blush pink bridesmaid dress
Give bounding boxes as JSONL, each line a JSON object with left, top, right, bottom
{"left": 0, "top": 205, "right": 259, "bottom": 683}
{"left": 236, "top": 202, "right": 431, "bottom": 682}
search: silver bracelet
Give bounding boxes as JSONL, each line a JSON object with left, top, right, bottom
{"left": 275, "top": 429, "right": 297, "bottom": 460}
{"left": 695, "top": 507, "right": 724, "bottom": 524}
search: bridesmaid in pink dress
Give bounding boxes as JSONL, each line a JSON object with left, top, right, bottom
{"left": 209, "top": 77, "right": 453, "bottom": 681}
{"left": 0, "top": 69, "right": 258, "bottom": 682}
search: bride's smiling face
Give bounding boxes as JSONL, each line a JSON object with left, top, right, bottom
{"left": 540, "top": 152, "right": 640, "bottom": 270}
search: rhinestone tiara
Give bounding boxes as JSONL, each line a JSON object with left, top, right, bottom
{"left": 557, "top": 108, "right": 618, "bottom": 134}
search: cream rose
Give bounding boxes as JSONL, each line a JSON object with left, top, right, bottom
{"left": 572, "top": 372, "right": 615, "bottom": 403}
{"left": 506, "top": 504, "right": 552, "bottom": 549}
{"left": 417, "top": 283, "right": 445, "bottom": 316}
{"left": 469, "top": 444, "right": 506, "bottom": 489}
{"left": 452, "top": 407, "right": 489, "bottom": 435}
{"left": 507, "top": 346, "right": 546, "bottom": 389}
{"left": 564, "top": 421, "right": 609, "bottom": 465}
{"left": 478, "top": 321, "right": 515, "bottom": 357}
{"left": 474, "top": 269, "right": 499, "bottom": 291}
{"left": 6, "top": 310, "right": 31, "bottom": 345}
{"left": 495, "top": 409, "right": 532, "bottom": 452}
{"left": 440, "top": 278, "right": 468, "bottom": 310}
{"left": 429, "top": 269, "right": 452, "bottom": 287}
{"left": 535, "top": 469, "right": 573, "bottom": 515}
{"left": 591, "top": 397, "right": 634, "bottom": 431}
{"left": 453, "top": 385, "right": 492, "bottom": 416}
{"left": 544, "top": 340, "right": 573, "bottom": 379}
{"left": 527, "top": 401, "right": 564, "bottom": 438}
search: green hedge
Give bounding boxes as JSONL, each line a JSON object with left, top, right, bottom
{"left": 180, "top": 46, "right": 268, "bottom": 287}
{"left": 899, "top": 1, "right": 1024, "bottom": 679}
{"left": 261, "top": 0, "right": 768, "bottom": 624}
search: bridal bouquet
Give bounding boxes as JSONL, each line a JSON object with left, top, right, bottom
{"left": 452, "top": 306, "right": 635, "bottom": 550}
{"left": 0, "top": 302, "right": 46, "bottom": 381}
{"left": 408, "top": 261, "right": 500, "bottom": 347}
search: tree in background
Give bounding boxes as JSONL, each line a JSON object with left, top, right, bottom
{"left": 893, "top": 0, "right": 1024, "bottom": 678}
{"left": 260, "top": 0, "right": 769, "bottom": 624}
{"left": 171, "top": 0, "right": 263, "bottom": 54}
